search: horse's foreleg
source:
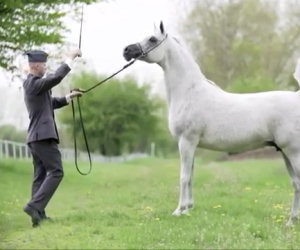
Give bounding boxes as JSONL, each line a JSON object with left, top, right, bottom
{"left": 187, "top": 158, "right": 195, "bottom": 209}
{"left": 172, "top": 136, "right": 197, "bottom": 216}
{"left": 282, "top": 152, "right": 300, "bottom": 226}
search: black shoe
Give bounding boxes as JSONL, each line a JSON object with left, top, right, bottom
{"left": 23, "top": 205, "right": 41, "bottom": 227}
{"left": 39, "top": 210, "right": 51, "bottom": 221}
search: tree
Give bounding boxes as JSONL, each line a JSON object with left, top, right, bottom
{"left": 0, "top": 0, "right": 98, "bottom": 71}
{"left": 59, "top": 72, "right": 171, "bottom": 156}
{"left": 182, "top": 0, "right": 300, "bottom": 92}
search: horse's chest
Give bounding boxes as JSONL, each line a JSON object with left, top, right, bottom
{"left": 168, "top": 104, "right": 205, "bottom": 138}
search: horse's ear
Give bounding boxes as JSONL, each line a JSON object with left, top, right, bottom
{"left": 160, "top": 21, "right": 165, "bottom": 35}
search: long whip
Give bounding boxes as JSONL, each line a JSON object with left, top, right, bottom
{"left": 72, "top": 5, "right": 92, "bottom": 175}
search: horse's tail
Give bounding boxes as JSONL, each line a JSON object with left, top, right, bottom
{"left": 293, "top": 58, "right": 300, "bottom": 87}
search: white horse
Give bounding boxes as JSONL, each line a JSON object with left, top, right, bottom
{"left": 123, "top": 21, "right": 300, "bottom": 226}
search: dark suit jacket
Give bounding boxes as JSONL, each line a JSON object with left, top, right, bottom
{"left": 23, "top": 63, "right": 71, "bottom": 143}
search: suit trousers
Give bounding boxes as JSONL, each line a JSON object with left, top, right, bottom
{"left": 27, "top": 139, "right": 64, "bottom": 212}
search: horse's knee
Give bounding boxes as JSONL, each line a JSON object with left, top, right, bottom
{"left": 180, "top": 175, "right": 190, "bottom": 185}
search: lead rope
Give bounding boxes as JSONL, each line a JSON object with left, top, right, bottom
{"left": 72, "top": 14, "right": 167, "bottom": 175}
{"left": 71, "top": 96, "right": 92, "bottom": 175}
{"left": 71, "top": 4, "right": 139, "bottom": 175}
{"left": 71, "top": 59, "right": 137, "bottom": 175}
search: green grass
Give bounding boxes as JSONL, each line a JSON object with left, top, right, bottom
{"left": 1, "top": 157, "right": 300, "bottom": 249}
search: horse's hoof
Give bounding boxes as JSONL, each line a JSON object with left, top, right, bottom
{"left": 172, "top": 207, "right": 191, "bottom": 216}
{"left": 172, "top": 209, "right": 182, "bottom": 216}
{"left": 181, "top": 209, "right": 190, "bottom": 215}
{"left": 286, "top": 219, "right": 293, "bottom": 227}
{"left": 286, "top": 217, "right": 297, "bottom": 227}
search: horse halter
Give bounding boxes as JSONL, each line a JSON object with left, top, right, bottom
{"left": 137, "top": 34, "right": 168, "bottom": 58}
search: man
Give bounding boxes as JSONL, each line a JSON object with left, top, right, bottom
{"left": 23, "top": 49, "right": 82, "bottom": 227}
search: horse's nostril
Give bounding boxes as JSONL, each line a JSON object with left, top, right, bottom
{"left": 124, "top": 46, "right": 129, "bottom": 52}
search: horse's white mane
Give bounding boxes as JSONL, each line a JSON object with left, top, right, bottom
{"left": 169, "top": 35, "right": 220, "bottom": 88}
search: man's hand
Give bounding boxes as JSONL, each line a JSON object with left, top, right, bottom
{"left": 68, "top": 49, "right": 82, "bottom": 60}
{"left": 69, "top": 89, "right": 83, "bottom": 99}
{"left": 66, "top": 89, "right": 83, "bottom": 102}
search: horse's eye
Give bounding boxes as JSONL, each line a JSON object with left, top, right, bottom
{"left": 149, "top": 36, "right": 158, "bottom": 43}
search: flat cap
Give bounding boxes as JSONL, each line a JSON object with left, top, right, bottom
{"left": 25, "top": 50, "right": 48, "bottom": 63}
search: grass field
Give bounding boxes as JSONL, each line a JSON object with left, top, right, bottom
{"left": 1, "top": 157, "right": 300, "bottom": 249}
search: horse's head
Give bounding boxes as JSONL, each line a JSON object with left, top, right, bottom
{"left": 123, "top": 21, "right": 168, "bottom": 64}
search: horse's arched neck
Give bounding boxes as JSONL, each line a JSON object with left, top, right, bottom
{"left": 159, "top": 38, "right": 208, "bottom": 104}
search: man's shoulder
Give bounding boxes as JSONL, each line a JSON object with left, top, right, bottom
{"left": 24, "top": 74, "right": 41, "bottom": 83}
{"left": 23, "top": 74, "right": 31, "bottom": 88}
{"left": 23, "top": 74, "right": 42, "bottom": 92}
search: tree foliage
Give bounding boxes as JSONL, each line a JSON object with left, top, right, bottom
{"left": 59, "top": 72, "right": 174, "bottom": 156}
{"left": 0, "top": 0, "right": 98, "bottom": 71}
{"left": 182, "top": 0, "right": 300, "bottom": 92}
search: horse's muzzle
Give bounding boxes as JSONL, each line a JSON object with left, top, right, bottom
{"left": 123, "top": 44, "right": 143, "bottom": 61}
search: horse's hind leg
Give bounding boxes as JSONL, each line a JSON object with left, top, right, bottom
{"left": 172, "top": 136, "right": 197, "bottom": 216}
{"left": 281, "top": 151, "right": 300, "bottom": 226}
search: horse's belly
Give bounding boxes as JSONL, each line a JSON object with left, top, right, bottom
{"left": 198, "top": 126, "right": 271, "bottom": 153}
{"left": 198, "top": 137, "right": 267, "bottom": 153}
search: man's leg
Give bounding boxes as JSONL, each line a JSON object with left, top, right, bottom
{"left": 30, "top": 151, "right": 46, "bottom": 199}
{"left": 26, "top": 146, "right": 49, "bottom": 224}
{"left": 26, "top": 139, "right": 64, "bottom": 216}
